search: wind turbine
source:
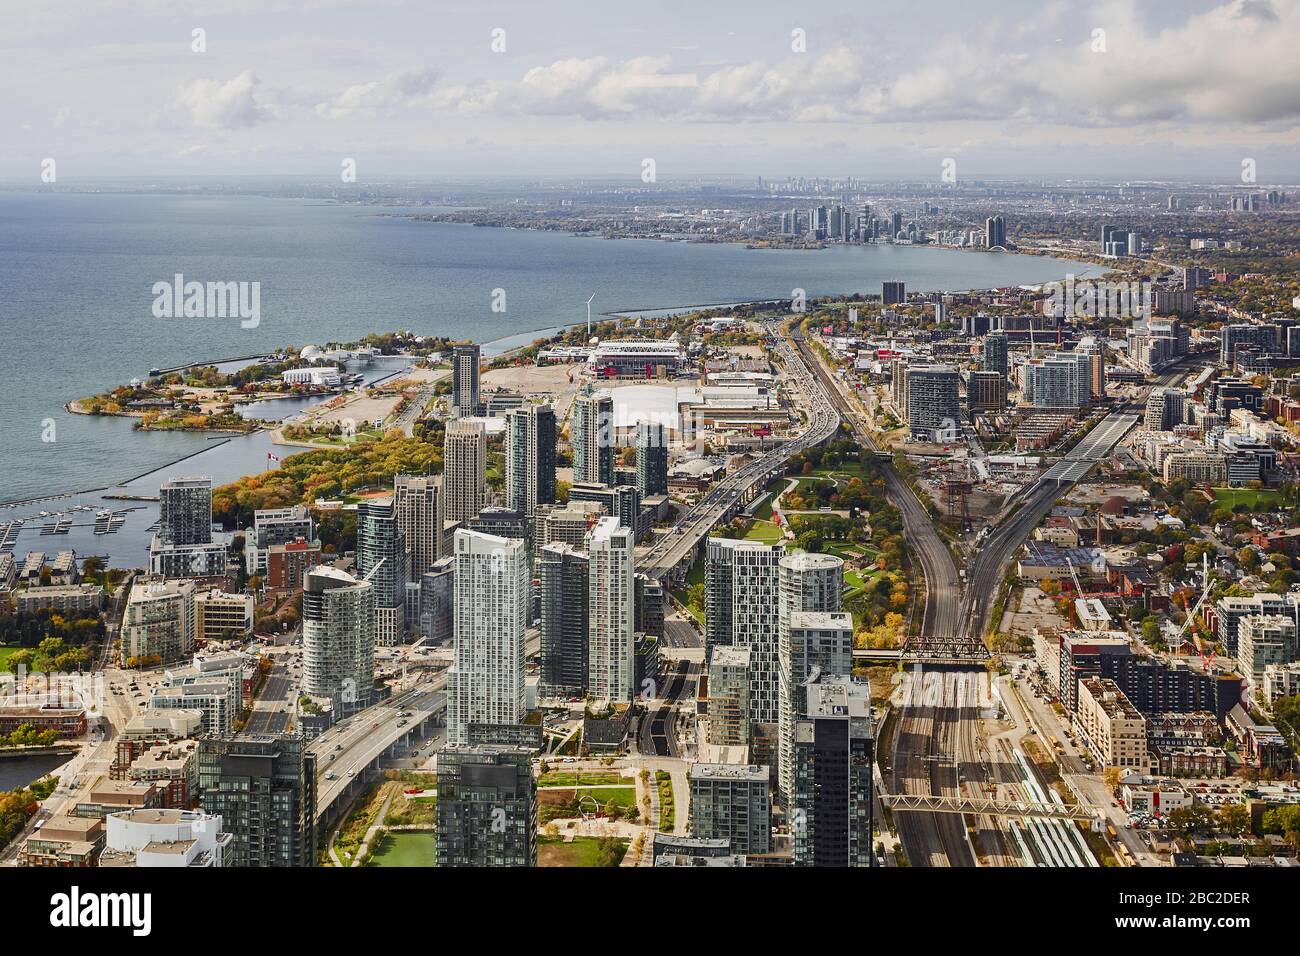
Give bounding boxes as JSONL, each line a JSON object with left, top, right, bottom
{"left": 586, "top": 292, "right": 596, "bottom": 336}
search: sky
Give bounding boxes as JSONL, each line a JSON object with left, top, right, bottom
{"left": 3, "top": 0, "right": 1299, "bottom": 181}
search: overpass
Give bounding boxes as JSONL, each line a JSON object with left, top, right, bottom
{"left": 311, "top": 683, "right": 445, "bottom": 827}
{"left": 879, "top": 792, "right": 1100, "bottom": 825}
{"left": 637, "top": 324, "right": 840, "bottom": 584}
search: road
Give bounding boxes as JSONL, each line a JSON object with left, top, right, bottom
{"left": 243, "top": 654, "right": 297, "bottom": 735}
{"left": 309, "top": 683, "right": 445, "bottom": 818}
{"left": 638, "top": 660, "right": 697, "bottom": 758}
{"left": 960, "top": 411, "right": 1138, "bottom": 645}
{"left": 637, "top": 325, "right": 840, "bottom": 580}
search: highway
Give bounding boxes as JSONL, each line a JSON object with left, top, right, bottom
{"left": 959, "top": 411, "right": 1138, "bottom": 646}
{"left": 310, "top": 683, "right": 444, "bottom": 819}
{"left": 637, "top": 325, "right": 840, "bottom": 580}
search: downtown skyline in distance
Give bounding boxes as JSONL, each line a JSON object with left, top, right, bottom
{"left": 3, "top": 0, "right": 1299, "bottom": 180}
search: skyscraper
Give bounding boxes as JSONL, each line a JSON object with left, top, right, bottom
{"left": 982, "top": 332, "right": 1009, "bottom": 377}
{"left": 356, "top": 498, "right": 408, "bottom": 646}
{"left": 198, "top": 735, "right": 316, "bottom": 867}
{"left": 538, "top": 543, "right": 589, "bottom": 699}
{"left": 505, "top": 403, "right": 557, "bottom": 515}
{"left": 634, "top": 421, "right": 668, "bottom": 497}
{"left": 448, "top": 529, "right": 528, "bottom": 745}
{"left": 158, "top": 477, "right": 213, "bottom": 546}
{"left": 882, "top": 280, "right": 906, "bottom": 306}
{"left": 393, "top": 474, "right": 441, "bottom": 579}
{"left": 451, "top": 343, "right": 481, "bottom": 418}
{"left": 984, "top": 215, "right": 1007, "bottom": 249}
{"left": 689, "top": 763, "right": 771, "bottom": 855}
{"left": 704, "top": 539, "right": 785, "bottom": 729}
{"left": 435, "top": 744, "right": 536, "bottom": 867}
{"left": 905, "top": 365, "right": 961, "bottom": 441}
{"left": 572, "top": 389, "right": 614, "bottom": 487}
{"left": 587, "top": 517, "right": 635, "bottom": 702}
{"left": 777, "top": 551, "right": 846, "bottom": 806}
{"left": 443, "top": 419, "right": 487, "bottom": 524}
{"left": 707, "top": 646, "right": 751, "bottom": 747}
{"left": 301, "top": 566, "right": 375, "bottom": 713}
{"left": 793, "top": 675, "right": 875, "bottom": 868}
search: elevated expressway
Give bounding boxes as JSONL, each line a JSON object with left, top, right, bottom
{"left": 636, "top": 325, "right": 840, "bottom": 583}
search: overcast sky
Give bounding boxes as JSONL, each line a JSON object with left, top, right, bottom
{"left": 4, "top": 0, "right": 1298, "bottom": 181}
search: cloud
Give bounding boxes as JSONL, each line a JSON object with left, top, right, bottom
{"left": 430, "top": 0, "right": 1300, "bottom": 128}
{"left": 313, "top": 67, "right": 444, "bottom": 119}
{"left": 175, "top": 71, "right": 273, "bottom": 129}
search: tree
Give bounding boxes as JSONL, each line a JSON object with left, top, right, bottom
{"left": 1103, "top": 767, "right": 1122, "bottom": 792}
{"left": 1141, "top": 618, "right": 1161, "bottom": 644}
{"left": 1218, "top": 803, "right": 1250, "bottom": 837}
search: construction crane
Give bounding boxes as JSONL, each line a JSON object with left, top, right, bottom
{"left": 1168, "top": 552, "right": 1214, "bottom": 656}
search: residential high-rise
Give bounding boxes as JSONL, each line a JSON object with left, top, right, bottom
{"left": 982, "top": 332, "right": 1009, "bottom": 377}
{"left": 158, "top": 477, "right": 213, "bottom": 546}
{"left": 777, "top": 552, "right": 846, "bottom": 806}
{"left": 538, "top": 543, "right": 589, "bottom": 699}
{"left": 245, "top": 505, "right": 314, "bottom": 576}
{"left": 356, "top": 499, "right": 408, "bottom": 647}
{"left": 704, "top": 539, "right": 785, "bottom": 729}
{"left": 505, "top": 403, "right": 557, "bottom": 515}
{"left": 984, "top": 215, "right": 1007, "bottom": 249}
{"left": 572, "top": 389, "right": 614, "bottom": 486}
{"left": 418, "top": 557, "right": 455, "bottom": 644}
{"left": 793, "top": 675, "right": 875, "bottom": 867}
{"left": 435, "top": 744, "right": 536, "bottom": 867}
{"left": 634, "top": 421, "right": 669, "bottom": 497}
{"left": 707, "top": 646, "right": 751, "bottom": 747}
{"left": 198, "top": 735, "right": 316, "bottom": 867}
{"left": 586, "top": 517, "right": 635, "bottom": 702}
{"left": 301, "top": 566, "right": 375, "bottom": 713}
{"left": 567, "top": 482, "right": 640, "bottom": 539}
{"left": 121, "top": 578, "right": 196, "bottom": 667}
{"left": 448, "top": 530, "right": 528, "bottom": 745}
{"left": 882, "top": 280, "right": 906, "bottom": 306}
{"left": 443, "top": 419, "right": 487, "bottom": 524}
{"left": 689, "top": 763, "right": 771, "bottom": 855}
{"left": 905, "top": 365, "right": 961, "bottom": 441}
{"left": 1078, "top": 336, "right": 1106, "bottom": 399}
{"left": 968, "top": 370, "right": 1008, "bottom": 414}
{"left": 393, "top": 474, "right": 441, "bottom": 579}
{"left": 451, "top": 343, "right": 481, "bottom": 417}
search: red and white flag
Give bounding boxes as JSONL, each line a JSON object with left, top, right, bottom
{"left": 267, "top": 452, "right": 280, "bottom": 462}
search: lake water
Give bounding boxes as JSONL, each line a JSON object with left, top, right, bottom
{"left": 0, "top": 190, "right": 1096, "bottom": 558}
{"left": 0, "top": 752, "right": 71, "bottom": 791}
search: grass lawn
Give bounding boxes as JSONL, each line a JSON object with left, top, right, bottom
{"left": 0, "top": 647, "right": 25, "bottom": 670}
{"left": 575, "top": 786, "right": 637, "bottom": 809}
{"left": 537, "top": 836, "right": 628, "bottom": 868}
{"left": 655, "top": 771, "right": 675, "bottom": 832}
{"left": 685, "top": 557, "right": 706, "bottom": 587}
{"left": 743, "top": 519, "right": 784, "bottom": 544}
{"left": 366, "top": 831, "right": 438, "bottom": 867}
{"left": 1213, "top": 488, "right": 1283, "bottom": 509}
